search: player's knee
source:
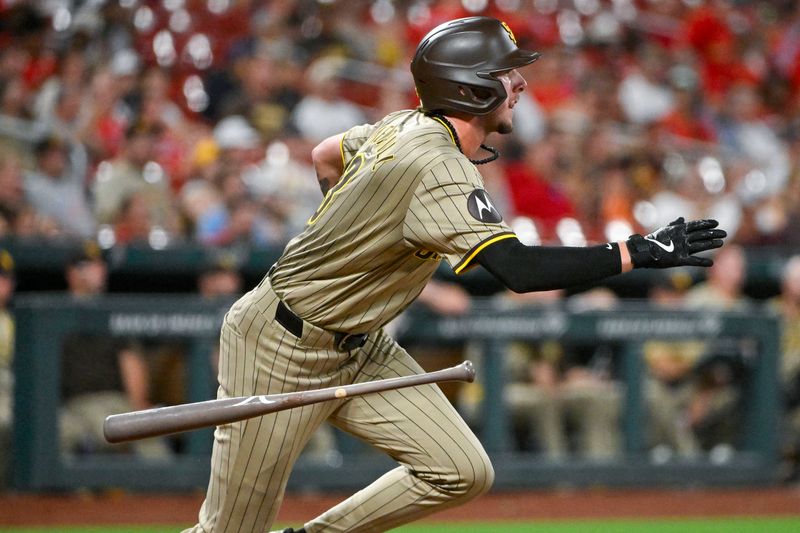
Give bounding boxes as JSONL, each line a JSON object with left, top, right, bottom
{"left": 468, "top": 447, "right": 495, "bottom": 499}
{"left": 440, "top": 446, "right": 495, "bottom": 502}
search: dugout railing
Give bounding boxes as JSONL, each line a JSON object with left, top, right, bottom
{"left": 11, "top": 295, "right": 782, "bottom": 491}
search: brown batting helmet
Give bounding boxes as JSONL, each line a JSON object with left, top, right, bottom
{"left": 411, "top": 17, "right": 541, "bottom": 116}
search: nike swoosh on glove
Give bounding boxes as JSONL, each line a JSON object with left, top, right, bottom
{"left": 626, "top": 217, "right": 727, "bottom": 269}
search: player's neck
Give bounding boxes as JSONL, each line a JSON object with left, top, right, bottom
{"left": 429, "top": 111, "right": 500, "bottom": 165}
{"left": 445, "top": 115, "right": 485, "bottom": 159}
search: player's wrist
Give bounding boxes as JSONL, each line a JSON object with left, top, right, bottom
{"left": 624, "top": 234, "right": 648, "bottom": 269}
{"left": 617, "top": 240, "right": 633, "bottom": 272}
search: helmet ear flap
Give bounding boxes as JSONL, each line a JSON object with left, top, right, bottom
{"left": 428, "top": 79, "right": 506, "bottom": 116}
{"left": 458, "top": 84, "right": 500, "bottom": 108}
{"left": 462, "top": 85, "right": 492, "bottom": 101}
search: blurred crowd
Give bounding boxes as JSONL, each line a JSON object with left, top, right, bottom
{"left": 1, "top": 0, "right": 800, "bottom": 250}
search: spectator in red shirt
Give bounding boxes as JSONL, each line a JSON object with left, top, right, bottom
{"left": 503, "top": 137, "right": 576, "bottom": 242}
{"left": 658, "top": 66, "right": 717, "bottom": 144}
{"left": 682, "top": 1, "right": 760, "bottom": 105}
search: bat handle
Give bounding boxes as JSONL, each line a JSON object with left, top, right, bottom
{"left": 420, "top": 361, "right": 476, "bottom": 387}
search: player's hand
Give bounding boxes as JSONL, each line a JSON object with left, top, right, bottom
{"left": 625, "top": 217, "right": 726, "bottom": 269}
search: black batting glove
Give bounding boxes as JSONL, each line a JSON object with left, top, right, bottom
{"left": 626, "top": 217, "right": 727, "bottom": 269}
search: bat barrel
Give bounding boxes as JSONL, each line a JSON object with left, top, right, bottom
{"left": 104, "top": 412, "right": 163, "bottom": 443}
{"left": 103, "top": 397, "right": 280, "bottom": 443}
{"left": 104, "top": 406, "right": 204, "bottom": 443}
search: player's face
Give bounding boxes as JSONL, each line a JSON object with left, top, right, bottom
{"left": 488, "top": 69, "right": 527, "bottom": 134}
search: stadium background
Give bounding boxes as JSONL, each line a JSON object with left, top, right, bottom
{"left": 1, "top": 0, "right": 800, "bottom": 531}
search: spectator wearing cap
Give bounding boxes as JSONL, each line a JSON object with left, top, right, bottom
{"left": 23, "top": 136, "right": 95, "bottom": 238}
{"left": 197, "top": 252, "right": 243, "bottom": 300}
{"left": 147, "top": 251, "right": 245, "bottom": 419}
{"left": 767, "top": 256, "right": 800, "bottom": 479}
{"left": 644, "top": 270, "right": 704, "bottom": 459}
{"left": 64, "top": 242, "right": 108, "bottom": 297}
{"left": 209, "top": 116, "right": 286, "bottom": 245}
{"left": 290, "top": 55, "right": 368, "bottom": 143}
{"left": 501, "top": 288, "right": 623, "bottom": 460}
{"left": 0, "top": 249, "right": 15, "bottom": 486}
{"left": 93, "top": 121, "right": 177, "bottom": 236}
{"left": 212, "top": 115, "right": 264, "bottom": 169}
{"left": 59, "top": 242, "right": 171, "bottom": 458}
{"left": 684, "top": 245, "right": 752, "bottom": 451}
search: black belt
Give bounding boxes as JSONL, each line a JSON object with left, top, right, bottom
{"left": 275, "top": 300, "right": 368, "bottom": 352}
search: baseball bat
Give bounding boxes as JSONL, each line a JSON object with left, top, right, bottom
{"left": 104, "top": 360, "right": 475, "bottom": 443}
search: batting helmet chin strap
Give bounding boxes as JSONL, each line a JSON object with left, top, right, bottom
{"left": 425, "top": 111, "right": 500, "bottom": 165}
{"left": 470, "top": 144, "right": 501, "bottom": 165}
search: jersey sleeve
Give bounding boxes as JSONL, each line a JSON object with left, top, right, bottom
{"left": 340, "top": 123, "right": 378, "bottom": 170}
{"left": 403, "top": 157, "right": 515, "bottom": 274}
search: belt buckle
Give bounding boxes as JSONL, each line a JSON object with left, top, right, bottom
{"left": 336, "top": 333, "right": 366, "bottom": 351}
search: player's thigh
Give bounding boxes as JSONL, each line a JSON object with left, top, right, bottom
{"left": 216, "top": 312, "right": 335, "bottom": 458}
{"left": 202, "top": 320, "right": 336, "bottom": 530}
{"left": 329, "top": 331, "right": 493, "bottom": 488}
{"left": 219, "top": 292, "right": 357, "bottom": 396}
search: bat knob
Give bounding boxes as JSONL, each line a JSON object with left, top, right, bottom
{"left": 461, "top": 360, "right": 476, "bottom": 383}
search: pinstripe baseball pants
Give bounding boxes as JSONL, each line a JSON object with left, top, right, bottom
{"left": 183, "top": 279, "right": 493, "bottom": 532}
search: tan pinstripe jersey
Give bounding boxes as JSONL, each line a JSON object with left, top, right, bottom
{"left": 269, "top": 109, "right": 514, "bottom": 333}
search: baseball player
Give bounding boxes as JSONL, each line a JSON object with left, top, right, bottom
{"left": 184, "top": 17, "right": 726, "bottom": 533}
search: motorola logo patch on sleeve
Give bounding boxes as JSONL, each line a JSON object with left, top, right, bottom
{"left": 467, "top": 189, "right": 503, "bottom": 223}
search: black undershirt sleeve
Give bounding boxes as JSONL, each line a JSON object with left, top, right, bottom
{"left": 475, "top": 236, "right": 623, "bottom": 293}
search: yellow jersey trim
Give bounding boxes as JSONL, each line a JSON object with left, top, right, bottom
{"left": 429, "top": 116, "right": 457, "bottom": 147}
{"left": 339, "top": 131, "right": 347, "bottom": 169}
{"left": 454, "top": 232, "right": 516, "bottom": 275}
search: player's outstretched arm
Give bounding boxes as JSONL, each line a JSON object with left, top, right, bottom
{"left": 311, "top": 132, "right": 346, "bottom": 195}
{"left": 476, "top": 218, "right": 726, "bottom": 293}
